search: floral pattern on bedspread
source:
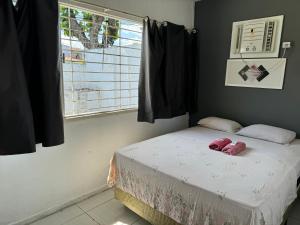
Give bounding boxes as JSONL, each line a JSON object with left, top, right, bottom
{"left": 116, "top": 162, "right": 253, "bottom": 225}
{"left": 108, "top": 127, "right": 300, "bottom": 225}
{"left": 119, "top": 166, "right": 195, "bottom": 224}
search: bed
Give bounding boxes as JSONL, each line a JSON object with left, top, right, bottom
{"left": 108, "top": 127, "right": 300, "bottom": 225}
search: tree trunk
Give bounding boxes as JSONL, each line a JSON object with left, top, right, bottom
{"left": 70, "top": 15, "right": 104, "bottom": 49}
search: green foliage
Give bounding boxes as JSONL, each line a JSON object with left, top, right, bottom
{"left": 60, "top": 7, "right": 71, "bottom": 36}
{"left": 104, "top": 18, "right": 120, "bottom": 46}
{"left": 59, "top": 6, "right": 120, "bottom": 49}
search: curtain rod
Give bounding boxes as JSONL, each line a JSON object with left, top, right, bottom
{"left": 71, "top": 0, "right": 145, "bottom": 19}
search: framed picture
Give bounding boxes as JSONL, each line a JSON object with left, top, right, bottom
{"left": 225, "top": 58, "right": 287, "bottom": 89}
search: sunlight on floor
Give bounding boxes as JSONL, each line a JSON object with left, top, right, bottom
{"left": 113, "top": 222, "right": 129, "bottom": 225}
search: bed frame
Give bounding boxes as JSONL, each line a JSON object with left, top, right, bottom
{"left": 115, "top": 187, "right": 300, "bottom": 225}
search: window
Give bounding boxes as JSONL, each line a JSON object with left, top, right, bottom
{"left": 59, "top": 4, "right": 142, "bottom": 117}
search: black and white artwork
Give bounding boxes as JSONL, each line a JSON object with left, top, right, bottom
{"left": 225, "top": 58, "right": 286, "bottom": 89}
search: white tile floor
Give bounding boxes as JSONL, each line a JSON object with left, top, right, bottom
{"left": 29, "top": 189, "right": 150, "bottom": 225}
{"left": 30, "top": 188, "right": 300, "bottom": 225}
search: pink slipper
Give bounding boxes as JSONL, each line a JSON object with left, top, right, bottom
{"left": 222, "top": 141, "right": 246, "bottom": 155}
{"left": 209, "top": 138, "right": 232, "bottom": 151}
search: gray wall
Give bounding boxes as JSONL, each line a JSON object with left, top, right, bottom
{"left": 193, "top": 0, "right": 300, "bottom": 134}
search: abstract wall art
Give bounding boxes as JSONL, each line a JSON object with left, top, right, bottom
{"left": 225, "top": 58, "right": 287, "bottom": 89}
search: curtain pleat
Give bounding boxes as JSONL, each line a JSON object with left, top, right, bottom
{"left": 0, "top": 0, "right": 36, "bottom": 155}
{"left": 138, "top": 19, "right": 166, "bottom": 123}
{"left": 138, "top": 19, "right": 154, "bottom": 122}
{"left": 29, "top": 0, "right": 64, "bottom": 146}
{"left": 163, "top": 22, "right": 186, "bottom": 117}
{"left": 0, "top": 0, "right": 64, "bottom": 155}
{"left": 138, "top": 18, "right": 198, "bottom": 123}
{"left": 185, "top": 30, "right": 199, "bottom": 114}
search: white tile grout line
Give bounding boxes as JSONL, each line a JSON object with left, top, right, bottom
{"left": 76, "top": 202, "right": 104, "bottom": 225}
{"left": 76, "top": 192, "right": 140, "bottom": 225}
{"left": 39, "top": 189, "right": 116, "bottom": 225}
{"left": 17, "top": 188, "right": 300, "bottom": 225}
{"left": 75, "top": 189, "right": 116, "bottom": 225}
{"left": 9, "top": 185, "right": 110, "bottom": 225}
{"left": 76, "top": 196, "right": 115, "bottom": 212}
{"left": 57, "top": 208, "right": 86, "bottom": 225}
{"left": 76, "top": 194, "right": 117, "bottom": 225}
{"left": 79, "top": 210, "right": 102, "bottom": 225}
{"left": 72, "top": 205, "right": 102, "bottom": 225}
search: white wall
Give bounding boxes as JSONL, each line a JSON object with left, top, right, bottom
{"left": 0, "top": 0, "right": 195, "bottom": 224}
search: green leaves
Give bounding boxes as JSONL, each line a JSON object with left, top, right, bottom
{"left": 59, "top": 6, "right": 120, "bottom": 49}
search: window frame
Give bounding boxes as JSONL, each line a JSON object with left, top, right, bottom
{"left": 59, "top": 1, "right": 142, "bottom": 119}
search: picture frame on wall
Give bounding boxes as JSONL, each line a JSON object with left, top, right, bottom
{"left": 225, "top": 58, "right": 287, "bottom": 89}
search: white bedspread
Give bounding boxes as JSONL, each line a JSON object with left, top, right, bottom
{"left": 109, "top": 127, "right": 300, "bottom": 225}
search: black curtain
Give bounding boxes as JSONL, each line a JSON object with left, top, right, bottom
{"left": 138, "top": 18, "right": 198, "bottom": 123}
{"left": 0, "top": 0, "right": 64, "bottom": 155}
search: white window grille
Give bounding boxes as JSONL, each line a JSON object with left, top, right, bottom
{"left": 59, "top": 4, "right": 142, "bottom": 117}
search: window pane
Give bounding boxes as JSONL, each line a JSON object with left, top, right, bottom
{"left": 59, "top": 5, "right": 142, "bottom": 117}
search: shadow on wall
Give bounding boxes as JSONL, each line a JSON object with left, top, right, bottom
{"left": 0, "top": 112, "right": 188, "bottom": 225}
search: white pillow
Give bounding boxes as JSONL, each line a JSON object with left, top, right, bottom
{"left": 197, "top": 117, "right": 242, "bottom": 133}
{"left": 236, "top": 124, "right": 296, "bottom": 144}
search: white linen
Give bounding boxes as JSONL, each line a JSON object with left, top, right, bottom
{"left": 111, "top": 127, "right": 300, "bottom": 225}
{"left": 198, "top": 116, "right": 242, "bottom": 133}
{"left": 237, "top": 124, "right": 296, "bottom": 144}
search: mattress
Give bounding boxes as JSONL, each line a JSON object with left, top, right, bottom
{"left": 108, "top": 127, "right": 300, "bottom": 225}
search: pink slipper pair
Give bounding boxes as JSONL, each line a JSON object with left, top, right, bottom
{"left": 209, "top": 138, "right": 246, "bottom": 155}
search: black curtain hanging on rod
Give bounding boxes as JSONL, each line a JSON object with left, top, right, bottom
{"left": 138, "top": 17, "right": 199, "bottom": 123}
{"left": 0, "top": 0, "right": 64, "bottom": 155}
